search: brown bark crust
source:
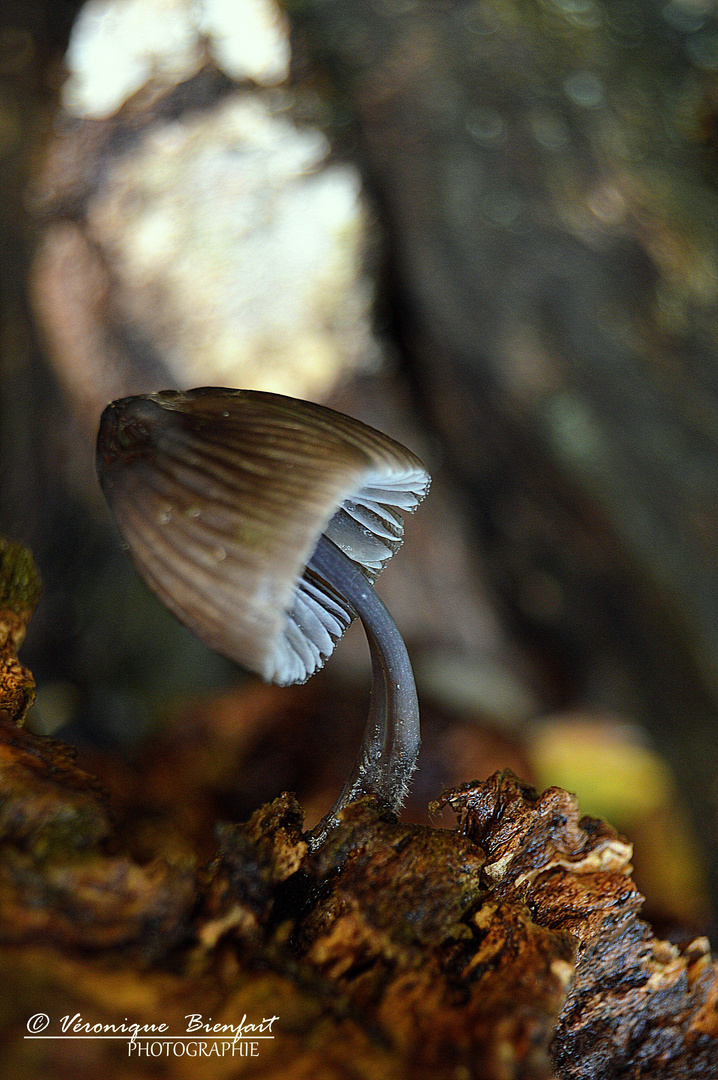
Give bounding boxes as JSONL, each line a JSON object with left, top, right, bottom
{"left": 1, "top": 543, "right": 716, "bottom": 1077}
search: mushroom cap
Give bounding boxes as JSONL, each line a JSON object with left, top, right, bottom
{"left": 96, "top": 388, "right": 430, "bottom": 685}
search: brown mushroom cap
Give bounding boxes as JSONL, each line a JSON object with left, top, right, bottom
{"left": 97, "top": 388, "right": 430, "bottom": 685}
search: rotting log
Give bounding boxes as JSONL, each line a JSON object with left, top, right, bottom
{"left": 0, "top": 539, "right": 41, "bottom": 726}
{"left": 0, "top": 542, "right": 716, "bottom": 1078}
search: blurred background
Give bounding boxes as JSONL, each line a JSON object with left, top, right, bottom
{"left": 1, "top": 0, "right": 718, "bottom": 939}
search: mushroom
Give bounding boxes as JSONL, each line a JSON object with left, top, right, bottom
{"left": 96, "top": 387, "right": 430, "bottom": 844}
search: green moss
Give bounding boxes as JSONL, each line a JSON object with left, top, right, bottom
{"left": 0, "top": 539, "right": 42, "bottom": 616}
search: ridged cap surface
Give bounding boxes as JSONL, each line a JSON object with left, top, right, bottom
{"left": 97, "top": 387, "right": 430, "bottom": 684}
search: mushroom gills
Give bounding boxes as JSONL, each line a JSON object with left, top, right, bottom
{"left": 95, "top": 388, "right": 430, "bottom": 846}
{"left": 324, "top": 504, "right": 401, "bottom": 576}
{"left": 304, "top": 533, "right": 420, "bottom": 846}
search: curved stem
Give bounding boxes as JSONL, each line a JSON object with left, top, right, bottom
{"left": 306, "top": 534, "right": 420, "bottom": 847}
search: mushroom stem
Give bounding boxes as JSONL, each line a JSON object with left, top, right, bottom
{"left": 306, "top": 534, "right": 420, "bottom": 847}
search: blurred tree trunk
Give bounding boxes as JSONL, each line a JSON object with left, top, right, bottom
{"left": 0, "top": 0, "right": 112, "bottom": 695}
{"left": 0, "top": 0, "right": 83, "bottom": 518}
